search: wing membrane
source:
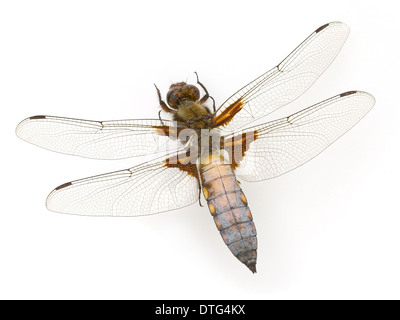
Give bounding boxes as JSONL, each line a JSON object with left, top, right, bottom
{"left": 223, "top": 91, "right": 375, "bottom": 181}
{"left": 46, "top": 152, "right": 199, "bottom": 216}
{"left": 215, "top": 22, "right": 350, "bottom": 131}
{"left": 16, "top": 116, "right": 182, "bottom": 159}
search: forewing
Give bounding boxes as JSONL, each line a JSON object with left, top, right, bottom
{"left": 46, "top": 152, "right": 200, "bottom": 216}
{"left": 214, "top": 22, "right": 350, "bottom": 131}
{"left": 222, "top": 91, "right": 375, "bottom": 182}
{"left": 16, "top": 116, "right": 183, "bottom": 159}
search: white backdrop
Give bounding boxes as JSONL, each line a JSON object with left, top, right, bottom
{"left": 1, "top": 0, "right": 398, "bottom": 299}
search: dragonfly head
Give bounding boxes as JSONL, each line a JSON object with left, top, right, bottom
{"left": 167, "top": 82, "right": 200, "bottom": 109}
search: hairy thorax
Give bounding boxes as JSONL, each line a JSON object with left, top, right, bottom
{"left": 176, "top": 101, "right": 212, "bottom": 129}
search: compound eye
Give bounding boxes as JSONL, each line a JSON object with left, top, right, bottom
{"left": 167, "top": 88, "right": 180, "bottom": 109}
{"left": 183, "top": 85, "right": 200, "bottom": 101}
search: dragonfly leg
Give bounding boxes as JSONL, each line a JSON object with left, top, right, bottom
{"left": 158, "top": 110, "right": 166, "bottom": 126}
{"left": 198, "top": 184, "right": 203, "bottom": 207}
{"left": 195, "top": 72, "right": 216, "bottom": 112}
{"left": 154, "top": 83, "right": 175, "bottom": 114}
{"left": 195, "top": 166, "right": 203, "bottom": 207}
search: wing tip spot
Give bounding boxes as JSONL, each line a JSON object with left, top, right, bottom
{"left": 29, "top": 115, "right": 46, "bottom": 120}
{"left": 315, "top": 23, "right": 330, "bottom": 33}
{"left": 340, "top": 91, "right": 358, "bottom": 97}
{"left": 55, "top": 181, "right": 72, "bottom": 190}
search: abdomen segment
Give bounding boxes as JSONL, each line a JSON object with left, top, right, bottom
{"left": 199, "top": 155, "right": 257, "bottom": 273}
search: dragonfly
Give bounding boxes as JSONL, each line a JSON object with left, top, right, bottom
{"left": 16, "top": 22, "right": 375, "bottom": 273}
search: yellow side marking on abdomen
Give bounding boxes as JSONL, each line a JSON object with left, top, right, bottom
{"left": 241, "top": 193, "right": 248, "bottom": 205}
{"left": 202, "top": 187, "right": 209, "bottom": 200}
{"left": 208, "top": 202, "right": 216, "bottom": 215}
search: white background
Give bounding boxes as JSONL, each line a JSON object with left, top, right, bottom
{"left": 0, "top": 0, "right": 398, "bottom": 300}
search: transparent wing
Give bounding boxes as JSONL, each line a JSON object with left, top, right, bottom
{"left": 16, "top": 115, "right": 183, "bottom": 159}
{"left": 46, "top": 152, "right": 200, "bottom": 216}
{"left": 214, "top": 22, "right": 350, "bottom": 131}
{"left": 222, "top": 91, "right": 375, "bottom": 182}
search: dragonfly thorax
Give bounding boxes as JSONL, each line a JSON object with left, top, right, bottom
{"left": 177, "top": 101, "right": 210, "bottom": 124}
